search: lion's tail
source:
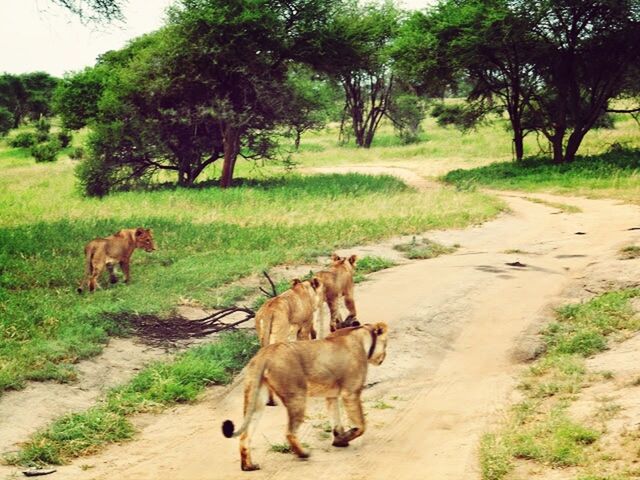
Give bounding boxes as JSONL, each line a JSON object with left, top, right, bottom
{"left": 222, "top": 359, "right": 268, "bottom": 439}
{"left": 77, "top": 246, "right": 93, "bottom": 294}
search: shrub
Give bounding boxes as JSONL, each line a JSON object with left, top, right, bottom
{"left": 57, "top": 130, "right": 73, "bottom": 148}
{"left": 68, "top": 146, "right": 84, "bottom": 160}
{"left": 34, "top": 118, "right": 52, "bottom": 143}
{"left": 0, "top": 107, "right": 13, "bottom": 136}
{"left": 31, "top": 139, "right": 62, "bottom": 163}
{"left": 9, "top": 131, "right": 37, "bottom": 148}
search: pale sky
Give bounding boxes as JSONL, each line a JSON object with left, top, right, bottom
{"left": 0, "top": 0, "right": 432, "bottom": 77}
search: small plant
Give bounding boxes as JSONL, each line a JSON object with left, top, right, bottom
{"left": 353, "top": 256, "right": 396, "bottom": 283}
{"left": 68, "top": 146, "right": 84, "bottom": 160}
{"left": 269, "top": 441, "right": 309, "bottom": 454}
{"left": 371, "top": 399, "right": 393, "bottom": 409}
{"left": 9, "top": 131, "right": 37, "bottom": 148}
{"left": 35, "top": 118, "right": 51, "bottom": 143}
{"left": 31, "top": 139, "right": 61, "bottom": 163}
{"left": 57, "top": 130, "right": 73, "bottom": 148}
{"left": 619, "top": 245, "right": 640, "bottom": 260}
{"left": 394, "top": 237, "right": 457, "bottom": 260}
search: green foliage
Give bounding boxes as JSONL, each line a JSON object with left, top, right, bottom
{"left": 8, "top": 131, "right": 37, "bottom": 148}
{"left": 0, "top": 72, "right": 58, "bottom": 130}
{"left": 34, "top": 118, "right": 51, "bottom": 143}
{"left": 68, "top": 146, "right": 84, "bottom": 160}
{"left": 56, "top": 130, "right": 73, "bottom": 148}
{"left": 431, "top": 102, "right": 488, "bottom": 131}
{"left": 0, "top": 106, "right": 13, "bottom": 136}
{"left": 388, "top": 92, "right": 425, "bottom": 144}
{"left": 619, "top": 245, "right": 640, "bottom": 260}
{"left": 352, "top": 255, "right": 396, "bottom": 283}
{"left": 31, "top": 139, "right": 62, "bottom": 163}
{"left": 53, "top": 67, "right": 106, "bottom": 130}
{"left": 10, "top": 331, "right": 259, "bottom": 466}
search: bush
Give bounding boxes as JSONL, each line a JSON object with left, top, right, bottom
{"left": 68, "top": 146, "right": 84, "bottom": 160}
{"left": 31, "top": 139, "right": 62, "bottom": 163}
{"left": 9, "top": 131, "right": 37, "bottom": 148}
{"left": 34, "top": 118, "right": 52, "bottom": 143}
{"left": 0, "top": 107, "right": 13, "bottom": 137}
{"left": 57, "top": 130, "right": 73, "bottom": 148}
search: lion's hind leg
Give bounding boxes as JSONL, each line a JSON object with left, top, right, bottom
{"left": 283, "top": 395, "right": 310, "bottom": 459}
{"left": 332, "top": 392, "right": 365, "bottom": 447}
{"left": 239, "top": 381, "right": 268, "bottom": 471}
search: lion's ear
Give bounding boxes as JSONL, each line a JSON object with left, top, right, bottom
{"left": 135, "top": 227, "right": 145, "bottom": 237}
{"left": 291, "top": 278, "right": 301, "bottom": 286}
{"left": 311, "top": 277, "right": 321, "bottom": 290}
{"left": 348, "top": 254, "right": 358, "bottom": 266}
{"left": 374, "top": 322, "right": 388, "bottom": 336}
{"left": 331, "top": 253, "right": 341, "bottom": 262}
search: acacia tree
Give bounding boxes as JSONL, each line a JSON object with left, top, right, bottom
{"left": 75, "top": 0, "right": 340, "bottom": 195}
{"left": 513, "top": 0, "right": 640, "bottom": 163}
{"left": 313, "top": 0, "right": 401, "bottom": 148}
{"left": 393, "top": 0, "right": 537, "bottom": 160}
{"left": 0, "top": 72, "right": 58, "bottom": 129}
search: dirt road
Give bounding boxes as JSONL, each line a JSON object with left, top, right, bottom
{"left": 6, "top": 185, "right": 639, "bottom": 480}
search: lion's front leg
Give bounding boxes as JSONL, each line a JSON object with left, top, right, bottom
{"left": 120, "top": 259, "right": 131, "bottom": 283}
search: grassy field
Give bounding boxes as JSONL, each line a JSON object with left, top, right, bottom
{"left": 293, "top": 111, "right": 640, "bottom": 179}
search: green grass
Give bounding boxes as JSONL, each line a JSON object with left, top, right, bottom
{"left": 443, "top": 149, "right": 640, "bottom": 204}
{"left": 353, "top": 255, "right": 396, "bottom": 283}
{"left": 479, "top": 288, "right": 640, "bottom": 480}
{"left": 393, "top": 236, "right": 457, "bottom": 259}
{"left": 7, "top": 330, "right": 258, "bottom": 466}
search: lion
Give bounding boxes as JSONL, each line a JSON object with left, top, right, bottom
{"left": 254, "top": 276, "right": 325, "bottom": 405}
{"left": 255, "top": 277, "right": 325, "bottom": 347}
{"left": 315, "top": 253, "right": 358, "bottom": 333}
{"left": 222, "top": 322, "right": 389, "bottom": 471}
{"left": 77, "top": 228, "right": 156, "bottom": 293}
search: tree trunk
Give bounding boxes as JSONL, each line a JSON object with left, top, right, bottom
{"left": 564, "top": 129, "right": 586, "bottom": 164}
{"left": 220, "top": 126, "right": 240, "bottom": 189}
{"left": 294, "top": 129, "right": 301, "bottom": 151}
{"left": 513, "top": 129, "right": 524, "bottom": 161}
{"left": 550, "top": 126, "right": 566, "bottom": 164}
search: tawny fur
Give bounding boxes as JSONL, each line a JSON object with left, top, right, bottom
{"left": 222, "top": 322, "right": 389, "bottom": 471}
{"left": 77, "top": 228, "right": 156, "bottom": 293}
{"left": 254, "top": 277, "right": 325, "bottom": 347}
{"left": 315, "top": 253, "right": 358, "bottom": 331}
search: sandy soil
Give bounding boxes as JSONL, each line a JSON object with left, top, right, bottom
{"left": 2, "top": 168, "right": 638, "bottom": 480}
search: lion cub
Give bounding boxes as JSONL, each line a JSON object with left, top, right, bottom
{"left": 77, "top": 227, "right": 156, "bottom": 293}
{"left": 315, "top": 253, "right": 358, "bottom": 332}
{"left": 255, "top": 277, "right": 325, "bottom": 347}
{"left": 222, "top": 322, "right": 389, "bottom": 471}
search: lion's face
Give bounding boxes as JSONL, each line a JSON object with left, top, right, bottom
{"left": 135, "top": 228, "right": 156, "bottom": 252}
